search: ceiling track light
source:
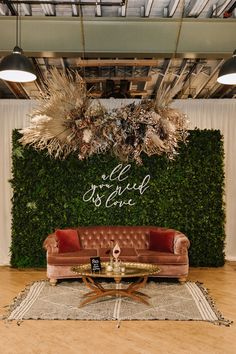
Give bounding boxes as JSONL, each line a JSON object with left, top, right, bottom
{"left": 217, "top": 50, "right": 236, "bottom": 85}
{"left": 186, "top": 0, "right": 209, "bottom": 17}
{"left": 0, "top": 0, "right": 36, "bottom": 83}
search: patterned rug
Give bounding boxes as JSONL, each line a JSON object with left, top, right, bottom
{"left": 3, "top": 280, "right": 232, "bottom": 326}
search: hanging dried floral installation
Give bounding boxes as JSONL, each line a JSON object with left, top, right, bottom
{"left": 19, "top": 68, "right": 188, "bottom": 164}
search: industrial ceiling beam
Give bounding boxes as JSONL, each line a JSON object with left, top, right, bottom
{"left": 211, "top": 84, "right": 232, "bottom": 98}
{"left": 74, "top": 59, "right": 159, "bottom": 67}
{"left": 2, "top": 0, "right": 17, "bottom": 15}
{"left": 95, "top": 0, "right": 102, "bottom": 17}
{"left": 0, "top": 18, "right": 236, "bottom": 58}
{"left": 88, "top": 89, "right": 148, "bottom": 98}
{"left": 153, "top": 59, "right": 171, "bottom": 98}
{"left": 144, "top": 0, "right": 154, "bottom": 17}
{"left": 31, "top": 57, "right": 47, "bottom": 90}
{"left": 71, "top": 0, "right": 78, "bottom": 16}
{"left": 193, "top": 59, "right": 224, "bottom": 98}
{"left": 206, "top": 82, "right": 222, "bottom": 98}
{"left": 1, "top": 0, "right": 125, "bottom": 5}
{"left": 185, "top": 0, "right": 210, "bottom": 17}
{"left": 41, "top": 0, "right": 55, "bottom": 16}
{"left": 212, "top": 0, "right": 235, "bottom": 17}
{"left": 177, "top": 59, "right": 203, "bottom": 98}
{"left": 169, "top": 58, "right": 188, "bottom": 89}
{"left": 3, "top": 81, "right": 30, "bottom": 98}
{"left": 119, "top": 1, "right": 126, "bottom": 17}
{"left": 220, "top": 85, "right": 236, "bottom": 98}
{"left": 21, "top": 3, "right": 32, "bottom": 16}
{"left": 167, "top": 0, "right": 181, "bottom": 17}
{"left": 0, "top": 3, "right": 8, "bottom": 14}
{"left": 84, "top": 77, "right": 152, "bottom": 83}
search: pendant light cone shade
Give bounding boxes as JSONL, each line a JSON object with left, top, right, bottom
{"left": 217, "top": 50, "right": 236, "bottom": 85}
{"left": 0, "top": 46, "right": 36, "bottom": 83}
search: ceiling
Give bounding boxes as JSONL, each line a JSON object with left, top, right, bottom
{"left": 0, "top": 0, "right": 236, "bottom": 100}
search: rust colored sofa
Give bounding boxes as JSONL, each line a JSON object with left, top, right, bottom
{"left": 43, "top": 226, "right": 190, "bottom": 285}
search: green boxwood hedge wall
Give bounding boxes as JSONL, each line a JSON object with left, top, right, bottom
{"left": 10, "top": 129, "right": 225, "bottom": 268}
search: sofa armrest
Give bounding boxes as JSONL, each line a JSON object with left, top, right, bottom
{"left": 43, "top": 233, "right": 59, "bottom": 254}
{"left": 174, "top": 234, "right": 190, "bottom": 255}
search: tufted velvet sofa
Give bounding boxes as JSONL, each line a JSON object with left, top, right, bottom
{"left": 43, "top": 225, "right": 190, "bottom": 285}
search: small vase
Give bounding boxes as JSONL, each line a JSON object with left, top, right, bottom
{"left": 113, "top": 261, "right": 121, "bottom": 273}
{"left": 106, "top": 264, "right": 113, "bottom": 272}
{"left": 120, "top": 265, "right": 126, "bottom": 273}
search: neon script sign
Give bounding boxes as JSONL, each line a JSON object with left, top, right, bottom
{"left": 83, "top": 164, "right": 150, "bottom": 208}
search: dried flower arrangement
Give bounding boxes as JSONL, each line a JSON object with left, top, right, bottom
{"left": 19, "top": 68, "right": 188, "bottom": 164}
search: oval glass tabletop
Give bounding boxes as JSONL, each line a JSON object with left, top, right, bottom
{"left": 72, "top": 262, "right": 160, "bottom": 278}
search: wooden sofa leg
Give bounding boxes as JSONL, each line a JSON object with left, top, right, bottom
{"left": 49, "top": 278, "right": 57, "bottom": 286}
{"left": 178, "top": 276, "right": 187, "bottom": 284}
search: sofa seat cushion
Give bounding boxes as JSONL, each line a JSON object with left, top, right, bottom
{"left": 98, "top": 248, "right": 139, "bottom": 262}
{"left": 47, "top": 249, "right": 97, "bottom": 265}
{"left": 136, "top": 249, "right": 187, "bottom": 264}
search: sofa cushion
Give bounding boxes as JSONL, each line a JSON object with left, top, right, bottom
{"left": 56, "top": 229, "right": 81, "bottom": 253}
{"left": 136, "top": 249, "right": 187, "bottom": 264}
{"left": 149, "top": 230, "right": 175, "bottom": 252}
{"left": 99, "top": 248, "right": 138, "bottom": 262}
{"left": 47, "top": 249, "right": 97, "bottom": 265}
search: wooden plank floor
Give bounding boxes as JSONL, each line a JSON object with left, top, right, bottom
{"left": 0, "top": 262, "right": 235, "bottom": 354}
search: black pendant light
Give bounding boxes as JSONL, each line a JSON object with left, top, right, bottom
{"left": 0, "top": 1, "right": 36, "bottom": 83}
{"left": 217, "top": 50, "right": 236, "bottom": 85}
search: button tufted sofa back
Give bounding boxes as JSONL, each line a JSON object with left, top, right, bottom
{"left": 76, "top": 226, "right": 176, "bottom": 250}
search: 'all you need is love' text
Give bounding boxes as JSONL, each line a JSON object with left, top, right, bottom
{"left": 83, "top": 164, "right": 150, "bottom": 208}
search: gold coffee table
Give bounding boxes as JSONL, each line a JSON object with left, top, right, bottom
{"left": 72, "top": 262, "right": 160, "bottom": 307}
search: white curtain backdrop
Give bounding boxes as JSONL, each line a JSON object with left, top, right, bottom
{"left": 0, "top": 100, "right": 35, "bottom": 265}
{"left": 172, "top": 99, "right": 236, "bottom": 261}
{"left": 0, "top": 99, "right": 235, "bottom": 265}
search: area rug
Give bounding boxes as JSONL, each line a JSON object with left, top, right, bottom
{"left": 3, "top": 280, "right": 232, "bottom": 326}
